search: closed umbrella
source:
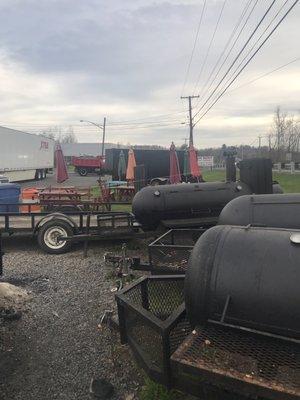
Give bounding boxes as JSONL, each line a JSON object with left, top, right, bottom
{"left": 183, "top": 148, "right": 190, "bottom": 181}
{"left": 55, "top": 143, "right": 69, "bottom": 183}
{"left": 169, "top": 142, "right": 181, "bottom": 184}
{"left": 189, "top": 144, "right": 202, "bottom": 179}
{"left": 126, "top": 148, "right": 136, "bottom": 182}
{"left": 118, "top": 150, "right": 126, "bottom": 180}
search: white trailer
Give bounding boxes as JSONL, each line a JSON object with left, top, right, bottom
{"left": 0, "top": 126, "right": 55, "bottom": 182}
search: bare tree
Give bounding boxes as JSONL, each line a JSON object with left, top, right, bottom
{"left": 61, "top": 126, "right": 77, "bottom": 144}
{"left": 269, "top": 106, "right": 300, "bottom": 161}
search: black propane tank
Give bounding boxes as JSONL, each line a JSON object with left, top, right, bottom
{"left": 132, "top": 181, "right": 251, "bottom": 231}
{"left": 185, "top": 225, "right": 300, "bottom": 339}
{"left": 219, "top": 193, "right": 300, "bottom": 229}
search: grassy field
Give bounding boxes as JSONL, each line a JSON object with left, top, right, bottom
{"left": 202, "top": 169, "right": 300, "bottom": 193}
{"left": 88, "top": 170, "right": 299, "bottom": 213}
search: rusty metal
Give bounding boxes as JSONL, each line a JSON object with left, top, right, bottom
{"left": 171, "top": 324, "right": 300, "bottom": 400}
{"left": 143, "top": 229, "right": 205, "bottom": 274}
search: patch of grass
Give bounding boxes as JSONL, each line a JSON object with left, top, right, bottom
{"left": 140, "top": 379, "right": 182, "bottom": 400}
{"left": 202, "top": 169, "right": 300, "bottom": 193}
{"left": 110, "top": 204, "right": 132, "bottom": 212}
{"left": 273, "top": 173, "right": 300, "bottom": 193}
{"left": 202, "top": 169, "right": 227, "bottom": 182}
{"left": 90, "top": 185, "right": 101, "bottom": 198}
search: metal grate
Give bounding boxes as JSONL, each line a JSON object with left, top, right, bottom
{"left": 116, "top": 276, "right": 189, "bottom": 385}
{"left": 147, "top": 279, "right": 185, "bottom": 320}
{"left": 172, "top": 324, "right": 300, "bottom": 397}
{"left": 125, "top": 307, "right": 164, "bottom": 372}
{"left": 169, "top": 313, "right": 192, "bottom": 354}
{"left": 125, "top": 284, "right": 142, "bottom": 307}
{"left": 149, "top": 229, "right": 204, "bottom": 273}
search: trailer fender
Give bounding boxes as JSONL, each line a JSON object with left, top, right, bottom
{"left": 33, "top": 213, "right": 79, "bottom": 235}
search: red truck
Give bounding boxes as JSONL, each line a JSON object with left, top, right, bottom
{"left": 72, "top": 156, "right": 105, "bottom": 176}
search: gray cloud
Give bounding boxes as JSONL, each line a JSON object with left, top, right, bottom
{"left": 0, "top": 0, "right": 299, "bottom": 146}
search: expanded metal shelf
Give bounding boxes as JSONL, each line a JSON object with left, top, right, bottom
{"left": 171, "top": 324, "right": 300, "bottom": 400}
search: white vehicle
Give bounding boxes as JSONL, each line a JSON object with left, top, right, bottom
{"left": 0, "top": 126, "right": 55, "bottom": 182}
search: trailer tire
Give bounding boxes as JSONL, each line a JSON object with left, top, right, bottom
{"left": 37, "top": 219, "right": 73, "bottom": 254}
{"left": 78, "top": 168, "right": 88, "bottom": 176}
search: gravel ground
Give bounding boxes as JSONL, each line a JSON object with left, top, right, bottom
{"left": 0, "top": 236, "right": 144, "bottom": 400}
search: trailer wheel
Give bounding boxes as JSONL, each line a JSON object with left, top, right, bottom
{"left": 78, "top": 168, "right": 88, "bottom": 176}
{"left": 37, "top": 219, "right": 73, "bottom": 254}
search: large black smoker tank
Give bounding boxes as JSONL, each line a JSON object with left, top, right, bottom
{"left": 185, "top": 225, "right": 300, "bottom": 339}
{"left": 219, "top": 193, "right": 300, "bottom": 229}
{"left": 132, "top": 181, "right": 252, "bottom": 231}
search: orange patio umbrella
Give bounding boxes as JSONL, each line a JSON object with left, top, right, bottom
{"left": 126, "top": 148, "right": 136, "bottom": 182}
{"left": 189, "top": 144, "right": 202, "bottom": 180}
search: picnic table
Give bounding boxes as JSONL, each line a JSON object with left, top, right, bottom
{"left": 109, "top": 185, "right": 135, "bottom": 202}
{"left": 38, "top": 187, "right": 101, "bottom": 211}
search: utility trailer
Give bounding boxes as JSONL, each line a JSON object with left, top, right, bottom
{"left": 0, "top": 203, "right": 141, "bottom": 254}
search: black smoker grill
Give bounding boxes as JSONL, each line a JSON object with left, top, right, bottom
{"left": 116, "top": 276, "right": 300, "bottom": 399}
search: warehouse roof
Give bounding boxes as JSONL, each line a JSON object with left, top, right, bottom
{"left": 60, "top": 142, "right": 123, "bottom": 157}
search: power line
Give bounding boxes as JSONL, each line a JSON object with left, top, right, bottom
{"left": 0, "top": 110, "right": 187, "bottom": 129}
{"left": 181, "top": 0, "right": 207, "bottom": 97}
{"left": 108, "top": 110, "right": 187, "bottom": 125}
{"left": 192, "top": 0, "right": 228, "bottom": 96}
{"left": 195, "top": 0, "right": 258, "bottom": 107}
{"left": 217, "top": 0, "right": 291, "bottom": 97}
{"left": 194, "top": 0, "right": 299, "bottom": 125}
{"left": 193, "top": 0, "right": 277, "bottom": 120}
{"left": 227, "top": 56, "right": 300, "bottom": 92}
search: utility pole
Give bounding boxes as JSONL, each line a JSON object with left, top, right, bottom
{"left": 101, "top": 117, "right": 106, "bottom": 156}
{"left": 180, "top": 95, "right": 199, "bottom": 147}
{"left": 258, "top": 135, "right": 262, "bottom": 156}
{"left": 80, "top": 118, "right": 107, "bottom": 157}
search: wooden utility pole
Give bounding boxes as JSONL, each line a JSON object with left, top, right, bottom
{"left": 101, "top": 117, "right": 106, "bottom": 156}
{"left": 258, "top": 135, "right": 262, "bottom": 156}
{"left": 180, "top": 95, "right": 199, "bottom": 147}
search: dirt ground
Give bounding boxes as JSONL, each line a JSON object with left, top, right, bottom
{"left": 0, "top": 235, "right": 146, "bottom": 400}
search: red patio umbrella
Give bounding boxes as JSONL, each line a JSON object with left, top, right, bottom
{"left": 189, "top": 144, "right": 202, "bottom": 180}
{"left": 126, "top": 148, "right": 136, "bottom": 182}
{"left": 169, "top": 142, "right": 181, "bottom": 184}
{"left": 55, "top": 143, "right": 69, "bottom": 183}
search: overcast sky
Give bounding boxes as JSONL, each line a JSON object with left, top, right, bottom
{"left": 0, "top": 0, "right": 299, "bottom": 148}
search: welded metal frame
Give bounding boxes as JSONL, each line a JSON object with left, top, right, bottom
{"left": 171, "top": 324, "right": 300, "bottom": 400}
{"left": 0, "top": 203, "right": 134, "bottom": 235}
{"left": 115, "top": 275, "right": 190, "bottom": 386}
{"left": 115, "top": 276, "right": 300, "bottom": 400}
